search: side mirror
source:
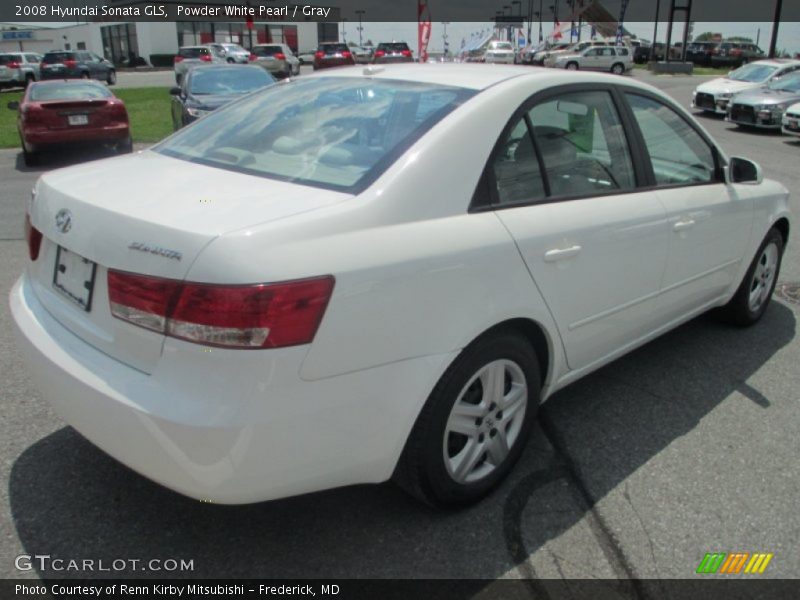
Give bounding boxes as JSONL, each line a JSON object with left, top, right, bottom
{"left": 8, "top": 101, "right": 20, "bottom": 110}
{"left": 169, "top": 86, "right": 181, "bottom": 96}
{"left": 729, "top": 156, "right": 762, "bottom": 185}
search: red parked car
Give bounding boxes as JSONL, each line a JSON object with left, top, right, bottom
{"left": 8, "top": 79, "right": 131, "bottom": 166}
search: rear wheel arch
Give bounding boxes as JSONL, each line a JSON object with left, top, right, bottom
{"left": 773, "top": 217, "right": 789, "bottom": 246}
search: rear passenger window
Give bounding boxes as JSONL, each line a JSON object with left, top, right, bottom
{"left": 625, "top": 93, "right": 717, "bottom": 185}
{"left": 527, "top": 90, "right": 636, "bottom": 198}
{"left": 491, "top": 118, "right": 545, "bottom": 205}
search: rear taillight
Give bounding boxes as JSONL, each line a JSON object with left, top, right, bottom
{"left": 63, "top": 59, "right": 77, "bottom": 68}
{"left": 248, "top": 53, "right": 257, "bottom": 61}
{"left": 39, "top": 61, "right": 46, "bottom": 70}
{"left": 25, "top": 213, "right": 42, "bottom": 261}
{"left": 174, "top": 55, "right": 184, "bottom": 63}
{"left": 200, "top": 54, "right": 212, "bottom": 62}
{"left": 314, "top": 51, "right": 324, "bottom": 59}
{"left": 7, "top": 61, "right": 21, "bottom": 69}
{"left": 274, "top": 52, "right": 286, "bottom": 60}
{"left": 341, "top": 50, "right": 352, "bottom": 59}
{"left": 401, "top": 50, "right": 412, "bottom": 57}
{"left": 108, "top": 271, "right": 335, "bottom": 349}
{"left": 374, "top": 50, "right": 386, "bottom": 58}
{"left": 108, "top": 101, "right": 128, "bottom": 121}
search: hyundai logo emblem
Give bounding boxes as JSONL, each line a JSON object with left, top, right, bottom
{"left": 55, "top": 209, "right": 72, "bottom": 233}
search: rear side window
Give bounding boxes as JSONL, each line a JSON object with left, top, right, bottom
{"left": 617, "top": 48, "right": 629, "bottom": 56}
{"left": 626, "top": 93, "right": 716, "bottom": 186}
{"left": 252, "top": 46, "right": 284, "bottom": 56}
{"left": 29, "top": 83, "right": 112, "bottom": 101}
{"left": 43, "top": 52, "right": 76, "bottom": 63}
{"left": 492, "top": 118, "right": 545, "bottom": 205}
{"left": 319, "top": 44, "right": 349, "bottom": 53}
{"left": 156, "top": 77, "right": 475, "bottom": 192}
{"left": 179, "top": 47, "right": 209, "bottom": 59}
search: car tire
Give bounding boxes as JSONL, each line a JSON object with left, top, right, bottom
{"left": 117, "top": 136, "right": 133, "bottom": 154}
{"left": 611, "top": 62, "right": 625, "bottom": 75}
{"left": 107, "top": 70, "right": 116, "bottom": 85}
{"left": 80, "top": 71, "right": 90, "bottom": 79}
{"left": 20, "top": 134, "right": 38, "bottom": 167}
{"left": 566, "top": 61, "right": 579, "bottom": 70}
{"left": 718, "top": 227, "right": 784, "bottom": 326}
{"left": 24, "top": 74, "right": 35, "bottom": 88}
{"left": 394, "top": 329, "right": 540, "bottom": 507}
{"left": 175, "top": 73, "right": 183, "bottom": 86}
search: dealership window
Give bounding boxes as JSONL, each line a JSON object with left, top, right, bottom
{"left": 101, "top": 24, "right": 140, "bottom": 66}
{"left": 177, "top": 22, "right": 298, "bottom": 52}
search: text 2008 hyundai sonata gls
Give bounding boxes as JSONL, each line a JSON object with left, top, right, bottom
{"left": 10, "top": 65, "right": 791, "bottom": 506}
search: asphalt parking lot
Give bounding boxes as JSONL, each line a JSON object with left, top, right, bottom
{"left": 0, "top": 69, "right": 798, "bottom": 589}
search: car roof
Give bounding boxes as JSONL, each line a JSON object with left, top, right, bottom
{"left": 307, "top": 63, "right": 656, "bottom": 92}
{"left": 29, "top": 79, "right": 106, "bottom": 86}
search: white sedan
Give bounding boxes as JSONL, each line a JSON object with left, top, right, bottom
{"left": 10, "top": 65, "right": 791, "bottom": 507}
{"left": 783, "top": 102, "right": 800, "bottom": 138}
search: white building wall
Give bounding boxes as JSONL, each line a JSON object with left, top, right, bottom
{"left": 134, "top": 22, "right": 179, "bottom": 59}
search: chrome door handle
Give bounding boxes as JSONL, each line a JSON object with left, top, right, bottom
{"left": 544, "top": 245, "right": 582, "bottom": 262}
{"left": 673, "top": 219, "right": 696, "bottom": 232}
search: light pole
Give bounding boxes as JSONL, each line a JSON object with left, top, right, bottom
{"left": 355, "top": 9, "right": 365, "bottom": 47}
{"left": 511, "top": 1, "right": 521, "bottom": 45}
{"left": 441, "top": 22, "right": 450, "bottom": 56}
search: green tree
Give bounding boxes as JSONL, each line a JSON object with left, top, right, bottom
{"left": 693, "top": 31, "right": 716, "bottom": 41}
{"left": 727, "top": 36, "right": 753, "bottom": 42}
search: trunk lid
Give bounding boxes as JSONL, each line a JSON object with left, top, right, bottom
{"left": 28, "top": 150, "right": 350, "bottom": 372}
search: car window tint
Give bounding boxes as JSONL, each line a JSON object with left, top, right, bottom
{"left": 528, "top": 90, "right": 636, "bottom": 198}
{"left": 626, "top": 93, "right": 716, "bottom": 186}
{"left": 30, "top": 83, "right": 113, "bottom": 101}
{"left": 189, "top": 67, "right": 274, "bottom": 94}
{"left": 252, "top": 46, "right": 284, "bottom": 56}
{"left": 156, "top": 77, "right": 475, "bottom": 192}
{"left": 491, "top": 118, "right": 545, "bottom": 205}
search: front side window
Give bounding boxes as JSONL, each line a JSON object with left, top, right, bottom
{"left": 527, "top": 90, "right": 636, "bottom": 198}
{"left": 626, "top": 93, "right": 717, "bottom": 186}
{"left": 156, "top": 77, "right": 474, "bottom": 192}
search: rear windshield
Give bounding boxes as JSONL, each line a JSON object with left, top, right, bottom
{"left": 42, "top": 52, "right": 76, "bottom": 63}
{"left": 29, "top": 83, "right": 112, "bottom": 101}
{"left": 728, "top": 63, "right": 778, "bottom": 82}
{"left": 491, "top": 42, "right": 513, "bottom": 51}
{"left": 156, "top": 77, "right": 475, "bottom": 192}
{"left": 179, "top": 47, "right": 210, "bottom": 58}
{"left": 377, "top": 43, "right": 411, "bottom": 52}
{"left": 319, "top": 43, "right": 349, "bottom": 53}
{"left": 188, "top": 67, "right": 274, "bottom": 94}
{"left": 252, "top": 46, "right": 284, "bottom": 57}
{"left": 0, "top": 54, "right": 23, "bottom": 65}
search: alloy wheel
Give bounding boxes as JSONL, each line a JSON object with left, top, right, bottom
{"left": 748, "top": 242, "right": 779, "bottom": 313}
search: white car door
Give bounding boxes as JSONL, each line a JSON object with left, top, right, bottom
{"left": 485, "top": 87, "right": 670, "bottom": 371}
{"left": 623, "top": 92, "right": 753, "bottom": 320}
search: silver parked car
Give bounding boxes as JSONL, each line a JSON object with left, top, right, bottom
{"left": 220, "top": 43, "right": 251, "bottom": 64}
{"left": 483, "top": 41, "right": 515, "bottom": 64}
{"left": 551, "top": 45, "right": 633, "bottom": 74}
{"left": 0, "top": 52, "right": 42, "bottom": 89}
{"left": 727, "top": 73, "right": 800, "bottom": 129}
{"left": 250, "top": 44, "right": 300, "bottom": 78}
{"left": 174, "top": 45, "right": 227, "bottom": 84}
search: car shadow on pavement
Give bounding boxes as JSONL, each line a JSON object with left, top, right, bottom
{"left": 8, "top": 303, "right": 796, "bottom": 582}
{"left": 13, "top": 147, "right": 124, "bottom": 173}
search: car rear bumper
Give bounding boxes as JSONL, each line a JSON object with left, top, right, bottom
{"left": 24, "top": 123, "right": 129, "bottom": 146}
{"left": 10, "top": 273, "right": 451, "bottom": 504}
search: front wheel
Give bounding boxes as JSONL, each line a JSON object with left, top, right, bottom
{"left": 107, "top": 69, "right": 116, "bottom": 85}
{"left": 566, "top": 61, "right": 579, "bottom": 70}
{"left": 718, "top": 227, "right": 784, "bottom": 325}
{"left": 394, "top": 329, "right": 540, "bottom": 507}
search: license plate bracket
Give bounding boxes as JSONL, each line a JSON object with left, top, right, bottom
{"left": 68, "top": 114, "right": 89, "bottom": 126}
{"left": 53, "top": 245, "right": 97, "bottom": 312}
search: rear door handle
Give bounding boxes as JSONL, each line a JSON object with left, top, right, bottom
{"left": 673, "top": 219, "right": 696, "bottom": 232}
{"left": 544, "top": 245, "right": 582, "bottom": 262}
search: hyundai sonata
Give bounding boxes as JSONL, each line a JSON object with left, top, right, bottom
{"left": 10, "top": 65, "right": 791, "bottom": 506}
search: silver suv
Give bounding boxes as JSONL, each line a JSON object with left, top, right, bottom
{"left": 0, "top": 52, "right": 42, "bottom": 89}
{"left": 174, "top": 45, "right": 227, "bottom": 84}
{"left": 551, "top": 45, "right": 633, "bottom": 74}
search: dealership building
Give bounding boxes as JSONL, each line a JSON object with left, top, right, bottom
{"left": 1, "top": 17, "right": 339, "bottom": 65}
